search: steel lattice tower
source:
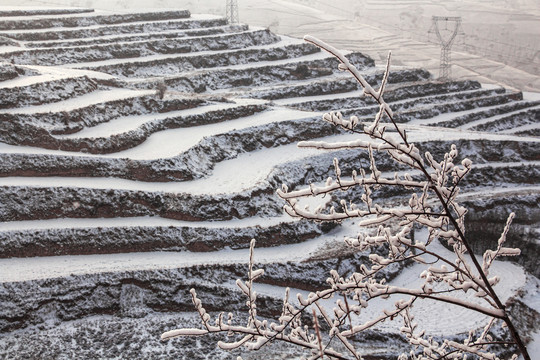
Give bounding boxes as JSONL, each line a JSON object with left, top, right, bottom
{"left": 429, "top": 16, "right": 462, "bottom": 81}
{"left": 226, "top": 0, "right": 239, "bottom": 24}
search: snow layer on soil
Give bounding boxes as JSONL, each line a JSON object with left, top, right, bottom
{"left": 106, "top": 106, "right": 320, "bottom": 160}
{"left": 0, "top": 88, "right": 155, "bottom": 115}
{"left": 0, "top": 159, "right": 538, "bottom": 199}
{"left": 0, "top": 142, "right": 325, "bottom": 194}
{"left": 500, "top": 122, "right": 540, "bottom": 135}
{"left": 0, "top": 63, "right": 116, "bottom": 88}
{"left": 460, "top": 105, "right": 540, "bottom": 130}
{"left": 0, "top": 231, "right": 331, "bottom": 283}
{"left": 0, "top": 13, "right": 221, "bottom": 37}
{"left": 0, "top": 113, "right": 538, "bottom": 162}
{"left": 66, "top": 35, "right": 301, "bottom": 69}
{"left": 0, "top": 214, "right": 293, "bottom": 231}
{"left": 56, "top": 101, "right": 243, "bottom": 139}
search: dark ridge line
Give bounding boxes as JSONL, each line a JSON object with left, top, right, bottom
{"left": 0, "top": 8, "right": 95, "bottom": 17}
{"left": 24, "top": 24, "right": 248, "bottom": 48}
{"left": 0, "top": 10, "right": 191, "bottom": 31}
{"left": 0, "top": 17, "right": 228, "bottom": 41}
{"left": 3, "top": 29, "right": 280, "bottom": 66}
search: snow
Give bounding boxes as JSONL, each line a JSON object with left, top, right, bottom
{"left": 381, "top": 237, "right": 526, "bottom": 335}
{"left": 0, "top": 72, "right": 81, "bottom": 89}
{"left": 0, "top": 8, "right": 186, "bottom": 22}
{"left": 0, "top": 214, "right": 293, "bottom": 232}
{"left": 0, "top": 13, "right": 221, "bottom": 35}
{"left": 55, "top": 102, "right": 243, "bottom": 139}
{"left": 272, "top": 89, "right": 366, "bottom": 106}
{"left": 407, "top": 101, "right": 515, "bottom": 126}
{"left": 104, "top": 106, "right": 319, "bottom": 160}
{"left": 0, "top": 112, "right": 538, "bottom": 163}
{"left": 17, "top": 24, "right": 231, "bottom": 47}
{"left": 0, "top": 160, "right": 537, "bottom": 200}
{"left": 0, "top": 6, "right": 90, "bottom": 11}
{"left": 0, "top": 230, "right": 331, "bottom": 283}
{"left": 57, "top": 29, "right": 290, "bottom": 68}
{"left": 0, "top": 88, "right": 154, "bottom": 115}
{"left": 0, "top": 141, "right": 323, "bottom": 194}
{"left": 500, "top": 122, "right": 540, "bottom": 135}
{"left": 460, "top": 104, "right": 540, "bottom": 131}
{"left": 523, "top": 92, "right": 540, "bottom": 102}
{"left": 22, "top": 63, "right": 117, "bottom": 80}
{"left": 159, "top": 49, "right": 334, "bottom": 76}
{"left": 0, "top": 63, "right": 116, "bottom": 88}
{"left": 522, "top": 332, "right": 540, "bottom": 360}
{"left": 295, "top": 123, "right": 540, "bottom": 146}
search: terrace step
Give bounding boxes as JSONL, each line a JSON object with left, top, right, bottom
{"left": 0, "top": 62, "right": 22, "bottom": 82}
{"left": 23, "top": 24, "right": 247, "bottom": 48}
{"left": 468, "top": 106, "right": 540, "bottom": 133}
{"left": 0, "top": 217, "right": 325, "bottom": 257}
{"left": 0, "top": 248, "right": 369, "bottom": 333}
{"left": 1, "top": 117, "right": 537, "bottom": 185}
{"left": 0, "top": 75, "right": 100, "bottom": 109}
{"left": 0, "top": 265, "right": 250, "bottom": 333}
{"left": 244, "top": 70, "right": 436, "bottom": 101}
{"left": 2, "top": 103, "right": 267, "bottom": 154}
{"left": 160, "top": 52, "right": 379, "bottom": 93}
{"left": 0, "top": 16, "right": 227, "bottom": 42}
{"left": 84, "top": 42, "right": 320, "bottom": 78}
{"left": 3, "top": 29, "right": 281, "bottom": 66}
{"left": 421, "top": 99, "right": 540, "bottom": 128}
{"left": 1, "top": 92, "right": 207, "bottom": 134}
{"left": 0, "top": 8, "right": 95, "bottom": 17}
{"left": 341, "top": 91, "right": 522, "bottom": 122}
{"left": 0, "top": 10, "right": 191, "bottom": 31}
{"left": 515, "top": 127, "right": 540, "bottom": 137}
{"left": 0, "top": 183, "right": 283, "bottom": 222}
{"left": 282, "top": 80, "right": 482, "bottom": 112}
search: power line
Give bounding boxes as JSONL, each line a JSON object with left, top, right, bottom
{"left": 303, "top": 1, "right": 538, "bottom": 70}
{"left": 429, "top": 16, "right": 462, "bottom": 81}
{"left": 226, "top": 0, "right": 239, "bottom": 24}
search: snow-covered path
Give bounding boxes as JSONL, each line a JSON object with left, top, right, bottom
{"left": 460, "top": 104, "right": 540, "bottom": 130}
{"left": 64, "top": 34, "right": 303, "bottom": 69}
{"left": 0, "top": 156, "right": 537, "bottom": 196}
{"left": 0, "top": 102, "right": 538, "bottom": 161}
{"left": 107, "top": 106, "right": 319, "bottom": 159}
{"left": 0, "top": 215, "right": 293, "bottom": 232}
{"left": 0, "top": 229, "right": 331, "bottom": 283}
{"left": 55, "top": 101, "right": 249, "bottom": 139}
{"left": 0, "top": 88, "right": 155, "bottom": 115}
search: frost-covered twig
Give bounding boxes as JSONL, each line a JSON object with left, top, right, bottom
{"left": 278, "top": 35, "right": 529, "bottom": 359}
{"left": 163, "top": 36, "right": 530, "bottom": 359}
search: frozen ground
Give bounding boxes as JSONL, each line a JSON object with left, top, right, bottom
{"left": 0, "top": 5, "right": 538, "bottom": 359}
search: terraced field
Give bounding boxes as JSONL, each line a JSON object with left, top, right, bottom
{"left": 0, "top": 7, "right": 538, "bottom": 359}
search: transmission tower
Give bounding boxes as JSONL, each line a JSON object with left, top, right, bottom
{"left": 226, "top": 0, "right": 239, "bottom": 24}
{"left": 429, "top": 16, "right": 462, "bottom": 81}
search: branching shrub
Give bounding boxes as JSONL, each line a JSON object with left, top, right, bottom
{"left": 161, "top": 36, "right": 531, "bottom": 360}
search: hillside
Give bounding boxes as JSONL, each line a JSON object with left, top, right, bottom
{"left": 0, "top": 7, "right": 538, "bottom": 359}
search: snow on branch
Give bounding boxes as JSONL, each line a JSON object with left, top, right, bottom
{"left": 163, "top": 36, "right": 530, "bottom": 360}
